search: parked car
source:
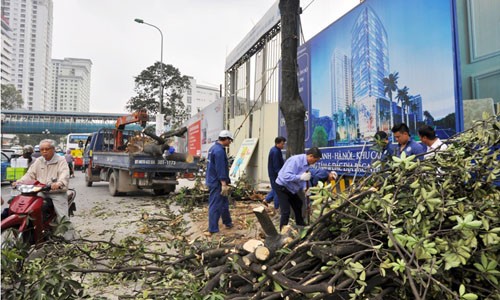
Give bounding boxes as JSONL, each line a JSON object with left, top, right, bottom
{"left": 2, "top": 149, "right": 15, "bottom": 160}
{"left": 1, "top": 151, "right": 11, "bottom": 183}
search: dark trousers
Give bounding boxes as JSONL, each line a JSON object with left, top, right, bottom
{"left": 265, "top": 176, "right": 280, "bottom": 209}
{"left": 275, "top": 184, "right": 305, "bottom": 230}
{"left": 207, "top": 184, "right": 232, "bottom": 233}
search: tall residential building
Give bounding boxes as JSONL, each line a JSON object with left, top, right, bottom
{"left": 183, "top": 76, "right": 220, "bottom": 117}
{"left": 351, "top": 6, "right": 389, "bottom": 101}
{"left": 330, "top": 49, "right": 353, "bottom": 114}
{"left": 351, "top": 6, "right": 389, "bottom": 137}
{"left": 409, "top": 94, "right": 423, "bottom": 123}
{"left": 1, "top": 15, "right": 14, "bottom": 85}
{"left": 51, "top": 58, "right": 92, "bottom": 112}
{"left": 1, "top": 0, "right": 53, "bottom": 111}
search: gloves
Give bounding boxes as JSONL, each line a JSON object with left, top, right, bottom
{"left": 329, "top": 171, "right": 338, "bottom": 180}
{"left": 299, "top": 172, "right": 311, "bottom": 181}
{"left": 221, "top": 185, "right": 231, "bottom": 197}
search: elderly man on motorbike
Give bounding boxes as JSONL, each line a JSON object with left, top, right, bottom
{"left": 14, "top": 139, "right": 74, "bottom": 238}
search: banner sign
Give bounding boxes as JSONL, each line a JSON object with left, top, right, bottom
{"left": 280, "top": 0, "right": 459, "bottom": 174}
{"left": 187, "top": 120, "right": 201, "bottom": 156}
{"left": 229, "top": 138, "right": 259, "bottom": 183}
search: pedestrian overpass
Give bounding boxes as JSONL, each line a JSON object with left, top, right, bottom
{"left": 1, "top": 110, "right": 145, "bottom": 134}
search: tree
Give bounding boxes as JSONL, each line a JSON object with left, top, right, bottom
{"left": 126, "top": 62, "right": 190, "bottom": 129}
{"left": 383, "top": 72, "right": 399, "bottom": 130}
{"left": 1, "top": 84, "right": 23, "bottom": 110}
{"left": 396, "top": 86, "right": 409, "bottom": 124}
{"left": 279, "top": 0, "right": 305, "bottom": 157}
{"left": 312, "top": 126, "right": 328, "bottom": 147}
{"left": 409, "top": 100, "right": 419, "bottom": 132}
{"left": 424, "top": 110, "right": 435, "bottom": 126}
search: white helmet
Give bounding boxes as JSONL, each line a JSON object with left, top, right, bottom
{"left": 218, "top": 130, "right": 234, "bottom": 140}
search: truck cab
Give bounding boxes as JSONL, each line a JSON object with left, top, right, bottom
{"left": 83, "top": 128, "right": 199, "bottom": 196}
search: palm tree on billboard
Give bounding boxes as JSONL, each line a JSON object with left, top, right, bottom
{"left": 396, "top": 86, "right": 409, "bottom": 124}
{"left": 409, "top": 100, "right": 419, "bottom": 132}
{"left": 383, "top": 72, "right": 399, "bottom": 130}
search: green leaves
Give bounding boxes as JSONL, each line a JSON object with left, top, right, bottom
{"left": 452, "top": 214, "right": 483, "bottom": 230}
{"left": 473, "top": 253, "right": 500, "bottom": 285}
{"left": 459, "top": 284, "right": 478, "bottom": 300}
{"left": 126, "top": 62, "right": 191, "bottom": 128}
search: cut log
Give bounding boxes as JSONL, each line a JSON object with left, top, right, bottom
{"left": 143, "top": 126, "right": 188, "bottom": 144}
{"left": 243, "top": 239, "right": 264, "bottom": 253}
{"left": 253, "top": 206, "right": 279, "bottom": 238}
{"left": 255, "top": 246, "right": 270, "bottom": 262}
{"left": 143, "top": 143, "right": 170, "bottom": 157}
{"left": 242, "top": 254, "right": 255, "bottom": 267}
{"left": 164, "top": 152, "right": 194, "bottom": 163}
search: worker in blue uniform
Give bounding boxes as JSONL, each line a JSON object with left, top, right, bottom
{"left": 264, "top": 136, "right": 286, "bottom": 209}
{"left": 205, "top": 130, "right": 234, "bottom": 235}
{"left": 391, "top": 123, "right": 425, "bottom": 159}
{"left": 275, "top": 147, "right": 322, "bottom": 230}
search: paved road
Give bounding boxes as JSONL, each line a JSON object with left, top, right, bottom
{"left": 1, "top": 170, "right": 196, "bottom": 241}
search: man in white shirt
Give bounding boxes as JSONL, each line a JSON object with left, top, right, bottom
{"left": 418, "top": 125, "right": 448, "bottom": 159}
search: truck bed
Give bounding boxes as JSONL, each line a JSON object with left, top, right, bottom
{"left": 92, "top": 151, "right": 199, "bottom": 173}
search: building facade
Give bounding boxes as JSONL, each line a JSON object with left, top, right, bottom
{"left": 1, "top": 15, "right": 14, "bottom": 85}
{"left": 1, "top": 0, "right": 53, "bottom": 111}
{"left": 51, "top": 58, "right": 92, "bottom": 112}
{"left": 182, "top": 76, "right": 220, "bottom": 116}
{"left": 351, "top": 6, "right": 389, "bottom": 138}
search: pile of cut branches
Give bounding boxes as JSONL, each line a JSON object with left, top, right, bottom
{"left": 195, "top": 115, "right": 500, "bottom": 299}
{"left": 2, "top": 116, "right": 498, "bottom": 300}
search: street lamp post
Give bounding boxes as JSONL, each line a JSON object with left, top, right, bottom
{"left": 134, "top": 18, "right": 165, "bottom": 135}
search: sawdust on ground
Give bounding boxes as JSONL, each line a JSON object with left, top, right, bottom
{"left": 187, "top": 198, "right": 280, "bottom": 245}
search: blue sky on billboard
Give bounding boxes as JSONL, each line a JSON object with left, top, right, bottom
{"left": 308, "top": 0, "right": 455, "bottom": 122}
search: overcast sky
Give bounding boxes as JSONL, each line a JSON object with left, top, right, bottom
{"left": 52, "top": 0, "right": 359, "bottom": 113}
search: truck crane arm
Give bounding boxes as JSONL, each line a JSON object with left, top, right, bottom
{"left": 115, "top": 109, "right": 148, "bottom": 130}
{"left": 114, "top": 109, "right": 149, "bottom": 151}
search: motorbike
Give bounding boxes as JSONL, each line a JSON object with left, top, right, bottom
{"left": 1, "top": 180, "right": 76, "bottom": 247}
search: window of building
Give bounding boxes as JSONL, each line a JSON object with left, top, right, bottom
{"left": 187, "top": 96, "right": 192, "bottom": 104}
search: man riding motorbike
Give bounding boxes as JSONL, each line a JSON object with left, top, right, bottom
{"left": 22, "top": 144, "right": 35, "bottom": 167}
{"left": 13, "top": 139, "right": 75, "bottom": 239}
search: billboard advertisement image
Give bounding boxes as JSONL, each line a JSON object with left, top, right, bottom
{"left": 291, "top": 0, "right": 459, "bottom": 175}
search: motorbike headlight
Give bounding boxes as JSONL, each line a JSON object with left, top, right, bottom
{"left": 18, "top": 185, "right": 35, "bottom": 193}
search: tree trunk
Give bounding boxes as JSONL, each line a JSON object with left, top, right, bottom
{"left": 279, "top": 0, "right": 305, "bottom": 157}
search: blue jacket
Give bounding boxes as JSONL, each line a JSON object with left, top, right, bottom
{"left": 394, "top": 140, "right": 425, "bottom": 159}
{"left": 309, "top": 168, "right": 330, "bottom": 186}
{"left": 267, "top": 146, "right": 284, "bottom": 181}
{"left": 206, "top": 142, "right": 230, "bottom": 187}
{"left": 276, "top": 154, "right": 309, "bottom": 194}
{"left": 379, "top": 143, "right": 393, "bottom": 162}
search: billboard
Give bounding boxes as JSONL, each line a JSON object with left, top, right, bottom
{"left": 184, "top": 98, "right": 225, "bottom": 158}
{"left": 281, "top": 0, "right": 459, "bottom": 175}
{"left": 187, "top": 120, "right": 201, "bottom": 156}
{"left": 229, "top": 138, "right": 259, "bottom": 183}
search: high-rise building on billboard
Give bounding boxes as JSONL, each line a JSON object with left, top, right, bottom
{"left": 351, "top": 6, "right": 389, "bottom": 100}
{"left": 351, "top": 6, "right": 389, "bottom": 137}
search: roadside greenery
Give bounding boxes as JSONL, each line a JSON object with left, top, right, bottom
{"left": 126, "top": 62, "right": 191, "bottom": 129}
{"left": 1, "top": 114, "right": 499, "bottom": 299}
{"left": 1, "top": 84, "right": 23, "bottom": 110}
